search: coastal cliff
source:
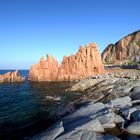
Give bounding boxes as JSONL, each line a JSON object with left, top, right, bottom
{"left": 102, "top": 30, "right": 140, "bottom": 65}
{"left": 29, "top": 43, "right": 104, "bottom": 81}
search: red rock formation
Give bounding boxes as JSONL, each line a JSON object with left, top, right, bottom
{"left": 102, "top": 30, "right": 140, "bottom": 65}
{"left": 58, "top": 43, "right": 104, "bottom": 81}
{"left": 0, "top": 70, "right": 25, "bottom": 83}
{"left": 29, "top": 55, "right": 59, "bottom": 81}
{"left": 29, "top": 43, "right": 104, "bottom": 81}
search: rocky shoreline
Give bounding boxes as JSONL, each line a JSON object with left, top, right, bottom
{"left": 1, "top": 68, "right": 140, "bottom": 139}
{"left": 31, "top": 69, "right": 140, "bottom": 140}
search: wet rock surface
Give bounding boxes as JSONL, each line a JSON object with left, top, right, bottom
{"left": 32, "top": 69, "right": 140, "bottom": 140}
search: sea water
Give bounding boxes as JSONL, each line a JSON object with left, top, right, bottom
{"left": 0, "top": 70, "right": 80, "bottom": 139}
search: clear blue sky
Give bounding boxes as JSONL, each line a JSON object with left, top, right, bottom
{"left": 0, "top": 0, "right": 140, "bottom": 69}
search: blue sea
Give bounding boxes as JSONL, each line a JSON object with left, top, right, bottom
{"left": 0, "top": 70, "right": 80, "bottom": 140}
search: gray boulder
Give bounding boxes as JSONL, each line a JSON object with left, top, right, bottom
{"left": 63, "top": 102, "right": 105, "bottom": 125}
{"left": 106, "top": 96, "right": 132, "bottom": 108}
{"left": 92, "top": 112, "right": 124, "bottom": 129}
{"left": 130, "top": 86, "right": 140, "bottom": 100}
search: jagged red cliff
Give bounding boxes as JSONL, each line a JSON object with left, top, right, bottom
{"left": 102, "top": 30, "right": 140, "bottom": 65}
{"left": 29, "top": 43, "right": 104, "bottom": 81}
{"left": 29, "top": 55, "right": 59, "bottom": 81}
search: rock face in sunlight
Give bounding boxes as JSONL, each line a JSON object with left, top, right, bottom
{"left": 0, "top": 70, "right": 25, "bottom": 83}
{"left": 29, "top": 55, "right": 59, "bottom": 81}
{"left": 29, "top": 43, "right": 104, "bottom": 81}
{"left": 102, "top": 30, "right": 140, "bottom": 65}
{"left": 57, "top": 43, "right": 104, "bottom": 81}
